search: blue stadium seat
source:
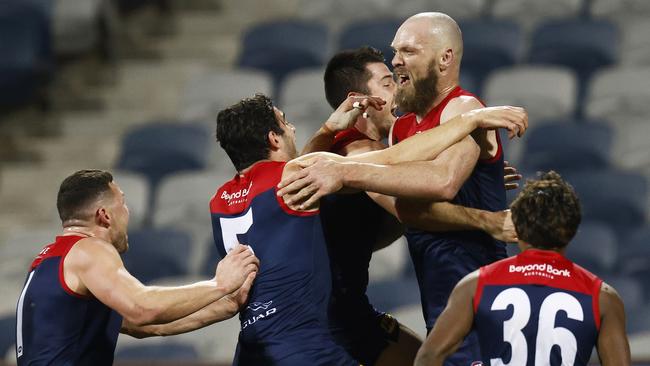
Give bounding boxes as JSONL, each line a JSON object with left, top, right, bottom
{"left": 116, "top": 122, "right": 211, "bottom": 215}
{"left": 528, "top": 19, "right": 619, "bottom": 79}
{"left": 0, "top": 314, "right": 15, "bottom": 359}
{"left": 619, "top": 226, "right": 650, "bottom": 298}
{"left": 115, "top": 342, "right": 200, "bottom": 361}
{"left": 459, "top": 19, "right": 523, "bottom": 91}
{"left": 0, "top": 2, "right": 52, "bottom": 107}
{"left": 237, "top": 20, "right": 329, "bottom": 93}
{"left": 564, "top": 169, "right": 648, "bottom": 234}
{"left": 337, "top": 18, "right": 403, "bottom": 68}
{"left": 122, "top": 228, "right": 193, "bottom": 284}
{"left": 520, "top": 120, "right": 613, "bottom": 174}
{"left": 528, "top": 19, "right": 619, "bottom": 115}
{"left": 565, "top": 221, "right": 618, "bottom": 276}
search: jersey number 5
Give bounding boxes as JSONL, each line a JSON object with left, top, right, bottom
{"left": 220, "top": 207, "right": 253, "bottom": 253}
{"left": 490, "top": 288, "right": 584, "bottom": 366}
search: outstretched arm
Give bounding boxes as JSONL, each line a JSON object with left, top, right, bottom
{"left": 278, "top": 106, "right": 527, "bottom": 209}
{"left": 121, "top": 271, "right": 256, "bottom": 338}
{"left": 66, "top": 241, "right": 258, "bottom": 327}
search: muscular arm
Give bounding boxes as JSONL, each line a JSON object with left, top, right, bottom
{"left": 121, "top": 272, "right": 255, "bottom": 338}
{"left": 66, "top": 239, "right": 257, "bottom": 327}
{"left": 415, "top": 271, "right": 478, "bottom": 366}
{"left": 597, "top": 282, "right": 631, "bottom": 366}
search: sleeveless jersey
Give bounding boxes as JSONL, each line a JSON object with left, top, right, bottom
{"left": 16, "top": 235, "right": 122, "bottom": 365}
{"left": 474, "top": 249, "right": 602, "bottom": 366}
{"left": 209, "top": 161, "right": 357, "bottom": 365}
{"left": 391, "top": 85, "right": 506, "bottom": 255}
{"left": 391, "top": 86, "right": 507, "bottom": 332}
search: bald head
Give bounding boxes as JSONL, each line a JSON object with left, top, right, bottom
{"left": 399, "top": 12, "right": 463, "bottom": 61}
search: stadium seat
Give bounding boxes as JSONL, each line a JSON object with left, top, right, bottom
{"left": 489, "top": 0, "right": 584, "bottom": 31}
{"left": 237, "top": 20, "right": 329, "bottom": 93}
{"left": 585, "top": 67, "right": 650, "bottom": 170}
{"left": 52, "top": 0, "right": 116, "bottom": 56}
{"left": 565, "top": 221, "right": 618, "bottom": 276}
{"left": 520, "top": 120, "right": 613, "bottom": 174}
{"left": 279, "top": 68, "right": 330, "bottom": 127}
{"left": 483, "top": 66, "right": 578, "bottom": 122}
{"left": 564, "top": 169, "right": 648, "bottom": 234}
{"left": 459, "top": 19, "right": 523, "bottom": 88}
{"left": 528, "top": 19, "right": 619, "bottom": 111}
{"left": 153, "top": 170, "right": 233, "bottom": 273}
{"left": 627, "top": 305, "right": 650, "bottom": 335}
{"left": 590, "top": 0, "right": 650, "bottom": 23}
{"left": 618, "top": 20, "right": 650, "bottom": 66}
{"left": 116, "top": 121, "right": 211, "bottom": 214}
{"left": 179, "top": 68, "right": 273, "bottom": 121}
{"left": 393, "top": 0, "right": 487, "bottom": 21}
{"left": 111, "top": 171, "right": 149, "bottom": 229}
{"left": 585, "top": 67, "right": 650, "bottom": 122}
{"left": 337, "top": 18, "right": 403, "bottom": 68}
{"left": 121, "top": 228, "right": 193, "bottom": 284}
{"left": 115, "top": 342, "right": 200, "bottom": 361}
{"left": 0, "top": 2, "right": 52, "bottom": 107}
{"left": 619, "top": 226, "right": 650, "bottom": 298}
{"left": 0, "top": 314, "right": 15, "bottom": 362}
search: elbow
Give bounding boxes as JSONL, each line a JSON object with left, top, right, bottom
{"left": 434, "top": 175, "right": 462, "bottom": 201}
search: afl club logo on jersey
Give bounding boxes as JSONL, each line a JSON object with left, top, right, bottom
{"left": 221, "top": 181, "right": 253, "bottom": 206}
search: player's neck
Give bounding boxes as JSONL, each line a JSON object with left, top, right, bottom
{"left": 62, "top": 221, "right": 111, "bottom": 242}
{"left": 416, "top": 82, "right": 458, "bottom": 122}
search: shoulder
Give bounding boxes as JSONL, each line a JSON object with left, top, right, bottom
{"left": 66, "top": 237, "right": 121, "bottom": 270}
{"left": 600, "top": 281, "right": 625, "bottom": 311}
{"left": 441, "top": 95, "right": 484, "bottom": 123}
{"left": 455, "top": 269, "right": 480, "bottom": 297}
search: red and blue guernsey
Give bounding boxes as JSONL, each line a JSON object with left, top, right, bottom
{"left": 209, "top": 161, "right": 358, "bottom": 366}
{"left": 474, "top": 249, "right": 603, "bottom": 366}
{"left": 15, "top": 235, "right": 122, "bottom": 365}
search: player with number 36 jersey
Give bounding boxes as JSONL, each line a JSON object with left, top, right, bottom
{"left": 415, "top": 171, "right": 631, "bottom": 366}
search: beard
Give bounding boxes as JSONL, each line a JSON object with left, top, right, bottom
{"left": 395, "top": 63, "right": 439, "bottom": 116}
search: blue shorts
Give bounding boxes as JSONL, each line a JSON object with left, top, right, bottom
{"left": 409, "top": 238, "right": 506, "bottom": 366}
{"left": 330, "top": 305, "right": 400, "bottom": 366}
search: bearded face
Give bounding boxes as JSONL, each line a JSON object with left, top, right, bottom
{"left": 394, "top": 60, "right": 439, "bottom": 116}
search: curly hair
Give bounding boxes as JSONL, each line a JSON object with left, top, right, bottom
{"left": 216, "top": 93, "right": 284, "bottom": 171}
{"left": 510, "top": 171, "right": 581, "bottom": 249}
{"left": 324, "top": 46, "right": 385, "bottom": 110}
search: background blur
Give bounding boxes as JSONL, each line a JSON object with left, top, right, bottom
{"left": 1, "top": 0, "right": 649, "bottom": 364}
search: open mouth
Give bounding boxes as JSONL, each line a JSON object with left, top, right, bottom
{"left": 396, "top": 72, "right": 410, "bottom": 86}
{"left": 390, "top": 105, "right": 398, "bottom": 117}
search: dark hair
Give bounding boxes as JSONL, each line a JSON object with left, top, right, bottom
{"left": 324, "top": 46, "right": 385, "bottom": 109}
{"left": 57, "top": 170, "right": 114, "bottom": 222}
{"left": 511, "top": 171, "right": 582, "bottom": 249}
{"left": 216, "top": 93, "right": 284, "bottom": 171}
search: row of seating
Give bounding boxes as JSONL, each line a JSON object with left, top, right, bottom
{"left": 0, "top": 0, "right": 167, "bottom": 109}
{"left": 235, "top": 16, "right": 649, "bottom": 98}
{"left": 296, "top": 0, "right": 650, "bottom": 28}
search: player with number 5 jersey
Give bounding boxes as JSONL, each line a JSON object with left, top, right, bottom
{"left": 414, "top": 171, "right": 631, "bottom": 366}
{"left": 212, "top": 94, "right": 527, "bottom": 365}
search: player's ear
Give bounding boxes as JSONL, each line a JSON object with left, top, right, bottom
{"left": 439, "top": 48, "right": 454, "bottom": 72}
{"left": 267, "top": 130, "right": 281, "bottom": 151}
{"left": 96, "top": 207, "right": 110, "bottom": 228}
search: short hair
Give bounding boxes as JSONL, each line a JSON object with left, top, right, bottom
{"left": 511, "top": 171, "right": 582, "bottom": 249}
{"left": 216, "top": 93, "right": 284, "bottom": 171}
{"left": 57, "top": 170, "right": 114, "bottom": 222}
{"left": 324, "top": 46, "right": 385, "bottom": 109}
